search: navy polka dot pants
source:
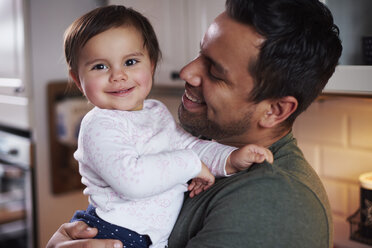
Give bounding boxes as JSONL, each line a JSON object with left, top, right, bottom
{"left": 71, "top": 205, "right": 152, "bottom": 248}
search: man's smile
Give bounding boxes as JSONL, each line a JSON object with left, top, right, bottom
{"left": 185, "top": 90, "right": 204, "bottom": 104}
{"left": 181, "top": 85, "right": 206, "bottom": 112}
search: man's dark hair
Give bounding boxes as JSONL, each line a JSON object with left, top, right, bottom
{"left": 64, "top": 5, "right": 161, "bottom": 74}
{"left": 226, "top": 0, "right": 342, "bottom": 126}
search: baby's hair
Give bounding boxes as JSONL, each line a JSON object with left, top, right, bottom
{"left": 64, "top": 5, "right": 161, "bottom": 74}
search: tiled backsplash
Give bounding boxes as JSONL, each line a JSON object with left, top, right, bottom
{"left": 293, "top": 96, "right": 372, "bottom": 248}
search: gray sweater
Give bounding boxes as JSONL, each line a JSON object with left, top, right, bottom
{"left": 168, "top": 132, "right": 332, "bottom": 248}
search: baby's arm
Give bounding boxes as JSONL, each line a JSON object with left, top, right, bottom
{"left": 225, "top": 144, "right": 273, "bottom": 175}
{"left": 188, "top": 144, "right": 273, "bottom": 197}
{"left": 175, "top": 125, "right": 273, "bottom": 177}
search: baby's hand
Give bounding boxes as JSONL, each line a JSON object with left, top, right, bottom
{"left": 226, "top": 144, "right": 273, "bottom": 175}
{"left": 188, "top": 162, "right": 215, "bottom": 198}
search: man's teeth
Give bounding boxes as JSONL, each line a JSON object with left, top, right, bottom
{"left": 185, "top": 91, "right": 199, "bottom": 103}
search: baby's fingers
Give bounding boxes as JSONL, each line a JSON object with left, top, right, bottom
{"left": 190, "top": 179, "right": 207, "bottom": 198}
{"left": 189, "top": 187, "right": 201, "bottom": 198}
{"left": 192, "top": 185, "right": 204, "bottom": 196}
{"left": 263, "top": 149, "right": 274, "bottom": 164}
{"left": 202, "top": 182, "right": 213, "bottom": 192}
{"left": 250, "top": 145, "right": 273, "bottom": 164}
{"left": 188, "top": 180, "right": 196, "bottom": 192}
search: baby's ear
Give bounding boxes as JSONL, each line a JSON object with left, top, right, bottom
{"left": 69, "top": 70, "right": 83, "bottom": 93}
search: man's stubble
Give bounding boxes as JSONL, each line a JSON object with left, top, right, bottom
{"left": 178, "top": 104, "right": 253, "bottom": 140}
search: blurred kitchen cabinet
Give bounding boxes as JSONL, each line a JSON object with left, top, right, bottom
{"left": 320, "top": 0, "right": 372, "bottom": 95}
{"left": 0, "top": 0, "right": 27, "bottom": 96}
{"left": 109, "top": 0, "right": 225, "bottom": 86}
{"left": 321, "top": 0, "right": 372, "bottom": 65}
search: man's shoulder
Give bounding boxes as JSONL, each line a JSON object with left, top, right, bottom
{"left": 186, "top": 162, "right": 330, "bottom": 245}
{"left": 170, "top": 134, "right": 332, "bottom": 247}
{"left": 213, "top": 161, "right": 319, "bottom": 203}
{"left": 210, "top": 134, "right": 332, "bottom": 246}
{"left": 173, "top": 165, "right": 331, "bottom": 248}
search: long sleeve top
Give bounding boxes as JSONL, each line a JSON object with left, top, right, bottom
{"left": 74, "top": 99, "right": 236, "bottom": 248}
{"left": 168, "top": 132, "right": 333, "bottom": 248}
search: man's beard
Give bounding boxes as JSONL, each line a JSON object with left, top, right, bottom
{"left": 178, "top": 104, "right": 253, "bottom": 140}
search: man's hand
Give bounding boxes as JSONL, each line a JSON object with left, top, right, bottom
{"left": 46, "top": 221, "right": 123, "bottom": 248}
{"left": 226, "top": 144, "right": 274, "bottom": 175}
{"left": 188, "top": 162, "right": 215, "bottom": 198}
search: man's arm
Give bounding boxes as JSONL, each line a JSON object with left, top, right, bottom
{"left": 46, "top": 221, "right": 122, "bottom": 248}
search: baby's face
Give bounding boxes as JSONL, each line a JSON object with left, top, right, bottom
{"left": 74, "top": 26, "right": 154, "bottom": 111}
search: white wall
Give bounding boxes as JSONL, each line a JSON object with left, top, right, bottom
{"left": 293, "top": 96, "right": 372, "bottom": 248}
{"left": 28, "top": 1, "right": 103, "bottom": 247}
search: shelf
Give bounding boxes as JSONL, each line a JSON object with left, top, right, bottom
{"left": 323, "top": 65, "right": 372, "bottom": 96}
{"left": 47, "top": 81, "right": 85, "bottom": 194}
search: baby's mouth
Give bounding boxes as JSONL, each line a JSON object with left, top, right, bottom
{"left": 115, "top": 88, "right": 130, "bottom": 93}
{"left": 108, "top": 87, "right": 134, "bottom": 95}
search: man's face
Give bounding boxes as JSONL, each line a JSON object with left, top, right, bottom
{"left": 178, "top": 12, "right": 265, "bottom": 142}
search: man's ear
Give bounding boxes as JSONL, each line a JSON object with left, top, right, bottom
{"left": 259, "top": 96, "right": 298, "bottom": 128}
{"left": 69, "top": 70, "right": 83, "bottom": 93}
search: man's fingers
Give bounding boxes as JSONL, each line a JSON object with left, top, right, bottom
{"left": 51, "top": 222, "right": 122, "bottom": 248}
{"left": 63, "top": 221, "right": 97, "bottom": 239}
{"left": 47, "top": 222, "right": 123, "bottom": 248}
{"left": 57, "top": 239, "right": 123, "bottom": 248}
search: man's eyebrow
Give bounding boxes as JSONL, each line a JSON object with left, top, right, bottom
{"left": 200, "top": 43, "right": 228, "bottom": 75}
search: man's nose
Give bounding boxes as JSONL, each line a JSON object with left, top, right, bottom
{"left": 180, "top": 56, "right": 202, "bottom": 87}
{"left": 110, "top": 67, "right": 128, "bottom": 83}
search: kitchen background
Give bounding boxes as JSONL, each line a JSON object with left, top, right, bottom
{"left": 0, "top": 0, "right": 372, "bottom": 248}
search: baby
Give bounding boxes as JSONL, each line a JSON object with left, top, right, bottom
{"left": 64, "top": 5, "right": 273, "bottom": 248}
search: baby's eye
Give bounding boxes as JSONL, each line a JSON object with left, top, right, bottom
{"left": 125, "top": 59, "right": 138, "bottom": 66}
{"left": 92, "top": 64, "right": 108, "bottom": 70}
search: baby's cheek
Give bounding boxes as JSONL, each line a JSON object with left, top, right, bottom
{"left": 139, "top": 71, "right": 153, "bottom": 85}
{"left": 137, "top": 72, "right": 153, "bottom": 92}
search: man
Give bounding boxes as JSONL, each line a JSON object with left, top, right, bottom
{"left": 47, "top": 0, "right": 342, "bottom": 247}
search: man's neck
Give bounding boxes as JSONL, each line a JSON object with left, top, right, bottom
{"left": 216, "top": 128, "right": 291, "bottom": 148}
